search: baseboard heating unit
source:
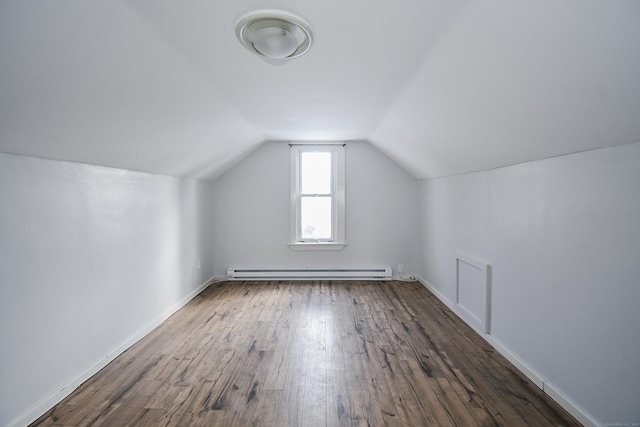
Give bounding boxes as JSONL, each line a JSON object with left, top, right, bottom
{"left": 227, "top": 267, "right": 392, "bottom": 281}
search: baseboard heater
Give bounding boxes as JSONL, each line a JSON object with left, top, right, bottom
{"left": 227, "top": 267, "right": 392, "bottom": 281}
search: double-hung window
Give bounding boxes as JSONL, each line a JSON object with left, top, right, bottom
{"left": 290, "top": 143, "right": 345, "bottom": 250}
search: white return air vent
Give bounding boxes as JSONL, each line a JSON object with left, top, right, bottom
{"left": 227, "top": 267, "right": 392, "bottom": 281}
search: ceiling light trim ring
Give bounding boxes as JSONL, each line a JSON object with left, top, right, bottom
{"left": 236, "top": 9, "right": 313, "bottom": 60}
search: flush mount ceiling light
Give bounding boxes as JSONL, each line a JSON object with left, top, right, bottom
{"left": 235, "top": 9, "right": 313, "bottom": 60}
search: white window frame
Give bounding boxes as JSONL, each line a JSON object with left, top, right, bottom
{"left": 289, "top": 143, "right": 345, "bottom": 251}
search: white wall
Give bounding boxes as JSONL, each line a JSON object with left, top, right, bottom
{"left": 418, "top": 142, "right": 640, "bottom": 426}
{"left": 0, "top": 153, "right": 215, "bottom": 426}
{"left": 212, "top": 141, "right": 419, "bottom": 277}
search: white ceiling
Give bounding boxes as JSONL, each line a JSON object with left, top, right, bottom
{"left": 1, "top": 0, "right": 639, "bottom": 180}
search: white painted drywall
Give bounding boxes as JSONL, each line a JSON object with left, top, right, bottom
{"left": 0, "top": 153, "right": 215, "bottom": 426}
{"left": 211, "top": 141, "right": 419, "bottom": 278}
{"left": 418, "top": 142, "right": 640, "bottom": 425}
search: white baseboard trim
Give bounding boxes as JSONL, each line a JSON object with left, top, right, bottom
{"left": 417, "top": 277, "right": 598, "bottom": 427}
{"left": 10, "top": 275, "right": 216, "bottom": 427}
{"left": 543, "top": 381, "right": 598, "bottom": 427}
{"left": 484, "top": 336, "right": 545, "bottom": 388}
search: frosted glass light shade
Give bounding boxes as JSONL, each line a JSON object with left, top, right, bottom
{"left": 236, "top": 10, "right": 313, "bottom": 60}
{"left": 252, "top": 27, "right": 299, "bottom": 59}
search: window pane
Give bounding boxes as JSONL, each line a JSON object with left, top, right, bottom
{"left": 300, "top": 196, "right": 332, "bottom": 240}
{"left": 301, "top": 151, "right": 332, "bottom": 194}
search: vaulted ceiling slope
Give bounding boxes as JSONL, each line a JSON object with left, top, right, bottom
{"left": 371, "top": 1, "right": 640, "bottom": 178}
{"left": 1, "top": 1, "right": 639, "bottom": 180}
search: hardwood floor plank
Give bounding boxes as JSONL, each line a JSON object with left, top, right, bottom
{"left": 381, "top": 350, "right": 429, "bottom": 426}
{"left": 326, "top": 369, "right": 351, "bottom": 426}
{"left": 29, "top": 280, "right": 581, "bottom": 427}
{"left": 433, "top": 377, "right": 480, "bottom": 427}
{"left": 400, "top": 358, "right": 456, "bottom": 426}
{"left": 274, "top": 285, "right": 312, "bottom": 427}
{"left": 301, "top": 283, "right": 328, "bottom": 426}
{"left": 153, "top": 385, "right": 194, "bottom": 426}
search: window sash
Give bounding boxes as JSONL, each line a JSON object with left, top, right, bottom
{"left": 297, "top": 148, "right": 335, "bottom": 242}
{"left": 299, "top": 195, "right": 333, "bottom": 241}
{"left": 290, "top": 143, "right": 345, "bottom": 247}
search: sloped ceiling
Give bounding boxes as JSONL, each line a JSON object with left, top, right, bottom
{"left": 371, "top": 0, "right": 640, "bottom": 178}
{"left": 1, "top": 0, "right": 639, "bottom": 180}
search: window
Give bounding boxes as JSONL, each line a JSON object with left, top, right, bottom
{"left": 290, "top": 143, "right": 345, "bottom": 250}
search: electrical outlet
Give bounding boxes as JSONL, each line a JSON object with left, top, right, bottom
{"left": 398, "top": 264, "right": 404, "bottom": 277}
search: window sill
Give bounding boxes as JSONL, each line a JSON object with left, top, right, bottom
{"left": 288, "top": 242, "right": 346, "bottom": 251}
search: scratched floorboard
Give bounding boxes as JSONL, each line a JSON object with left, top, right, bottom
{"left": 30, "top": 280, "right": 580, "bottom": 427}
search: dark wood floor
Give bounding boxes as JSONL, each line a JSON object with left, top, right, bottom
{"left": 31, "top": 280, "right": 580, "bottom": 426}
